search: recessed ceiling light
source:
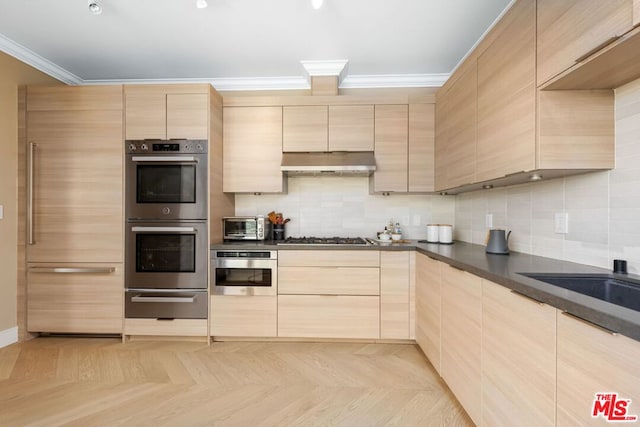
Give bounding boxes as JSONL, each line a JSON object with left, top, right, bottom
{"left": 311, "top": 0, "right": 324, "bottom": 10}
{"left": 88, "top": 0, "right": 102, "bottom": 15}
{"left": 529, "top": 173, "right": 543, "bottom": 181}
{"left": 196, "top": 0, "right": 208, "bottom": 9}
{"left": 483, "top": 184, "right": 494, "bottom": 189}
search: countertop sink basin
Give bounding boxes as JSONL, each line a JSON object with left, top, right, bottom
{"left": 519, "top": 273, "right": 640, "bottom": 312}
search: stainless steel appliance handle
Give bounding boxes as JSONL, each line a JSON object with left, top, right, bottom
{"left": 131, "top": 226, "right": 196, "bottom": 233}
{"left": 29, "top": 267, "right": 116, "bottom": 274}
{"left": 131, "top": 156, "right": 199, "bottom": 163}
{"left": 131, "top": 296, "right": 196, "bottom": 303}
{"left": 27, "top": 142, "right": 35, "bottom": 245}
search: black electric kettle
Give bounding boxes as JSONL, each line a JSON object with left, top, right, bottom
{"left": 486, "top": 229, "right": 511, "bottom": 255}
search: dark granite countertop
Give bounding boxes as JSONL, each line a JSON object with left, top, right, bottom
{"left": 210, "top": 240, "right": 640, "bottom": 341}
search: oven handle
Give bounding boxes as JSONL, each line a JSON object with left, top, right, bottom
{"left": 215, "top": 259, "right": 277, "bottom": 269}
{"left": 131, "top": 156, "right": 199, "bottom": 163}
{"left": 131, "top": 296, "right": 196, "bottom": 303}
{"left": 131, "top": 226, "right": 197, "bottom": 233}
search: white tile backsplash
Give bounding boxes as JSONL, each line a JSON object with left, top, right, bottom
{"left": 454, "top": 77, "right": 640, "bottom": 273}
{"left": 235, "top": 176, "right": 456, "bottom": 239}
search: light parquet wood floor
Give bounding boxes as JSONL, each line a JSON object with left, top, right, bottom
{"left": 0, "top": 338, "right": 473, "bottom": 426}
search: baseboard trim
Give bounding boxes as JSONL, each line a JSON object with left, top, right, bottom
{"left": 0, "top": 327, "right": 18, "bottom": 348}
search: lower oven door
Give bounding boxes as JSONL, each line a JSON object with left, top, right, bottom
{"left": 126, "top": 221, "right": 208, "bottom": 289}
{"left": 125, "top": 289, "right": 208, "bottom": 319}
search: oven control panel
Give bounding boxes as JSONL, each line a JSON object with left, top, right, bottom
{"left": 126, "top": 139, "right": 207, "bottom": 154}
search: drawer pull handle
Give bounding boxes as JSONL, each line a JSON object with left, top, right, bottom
{"left": 574, "top": 36, "right": 620, "bottom": 63}
{"left": 131, "top": 296, "right": 196, "bottom": 303}
{"left": 562, "top": 311, "right": 618, "bottom": 336}
{"left": 510, "top": 289, "right": 545, "bottom": 305}
{"left": 29, "top": 267, "right": 115, "bottom": 274}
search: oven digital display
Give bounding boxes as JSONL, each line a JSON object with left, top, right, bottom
{"left": 152, "top": 143, "right": 180, "bottom": 151}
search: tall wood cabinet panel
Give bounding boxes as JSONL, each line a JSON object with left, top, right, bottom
{"left": 482, "top": 280, "right": 556, "bottom": 427}
{"left": 166, "top": 93, "right": 209, "bottom": 140}
{"left": 26, "top": 108, "right": 123, "bottom": 263}
{"left": 441, "top": 264, "right": 482, "bottom": 426}
{"left": 415, "top": 253, "right": 441, "bottom": 374}
{"left": 27, "top": 264, "right": 123, "bottom": 334}
{"left": 408, "top": 104, "right": 435, "bottom": 192}
{"left": 557, "top": 312, "right": 640, "bottom": 426}
{"left": 328, "top": 105, "right": 374, "bottom": 151}
{"left": 222, "top": 106, "right": 284, "bottom": 193}
{"left": 476, "top": 0, "right": 536, "bottom": 182}
{"left": 537, "top": 0, "right": 634, "bottom": 87}
{"left": 283, "top": 106, "right": 328, "bottom": 152}
{"left": 444, "top": 64, "right": 477, "bottom": 189}
{"left": 125, "top": 87, "right": 166, "bottom": 140}
{"left": 372, "top": 105, "right": 409, "bottom": 193}
{"left": 380, "top": 251, "right": 410, "bottom": 339}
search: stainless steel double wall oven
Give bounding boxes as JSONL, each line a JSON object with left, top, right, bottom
{"left": 125, "top": 140, "right": 208, "bottom": 319}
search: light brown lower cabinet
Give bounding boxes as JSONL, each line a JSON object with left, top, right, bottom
{"left": 380, "top": 251, "right": 410, "bottom": 339}
{"left": 557, "top": 312, "right": 640, "bottom": 426}
{"left": 415, "top": 253, "right": 441, "bottom": 374}
{"left": 278, "top": 295, "right": 380, "bottom": 339}
{"left": 27, "top": 264, "right": 123, "bottom": 334}
{"left": 441, "top": 264, "right": 482, "bottom": 426}
{"left": 482, "top": 280, "right": 556, "bottom": 427}
{"left": 210, "top": 295, "right": 277, "bottom": 337}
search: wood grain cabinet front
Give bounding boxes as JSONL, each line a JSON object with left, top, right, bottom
{"left": 328, "top": 105, "right": 374, "bottom": 151}
{"left": 415, "top": 253, "right": 442, "bottom": 374}
{"left": 537, "top": 0, "right": 634, "bottom": 87}
{"left": 210, "top": 295, "right": 277, "bottom": 338}
{"left": 283, "top": 105, "right": 328, "bottom": 152}
{"left": 124, "top": 85, "right": 209, "bottom": 140}
{"left": 380, "top": 251, "right": 410, "bottom": 339}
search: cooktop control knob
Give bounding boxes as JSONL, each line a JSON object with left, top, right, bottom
{"left": 185, "top": 144, "right": 192, "bottom": 151}
{"left": 140, "top": 143, "right": 149, "bottom": 151}
{"left": 128, "top": 143, "right": 136, "bottom": 152}
{"left": 196, "top": 143, "right": 203, "bottom": 151}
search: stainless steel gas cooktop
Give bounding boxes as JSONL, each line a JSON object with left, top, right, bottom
{"left": 278, "top": 236, "right": 369, "bottom": 245}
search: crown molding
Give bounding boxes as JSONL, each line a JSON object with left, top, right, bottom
{"left": 300, "top": 59, "right": 349, "bottom": 83}
{"left": 0, "top": 33, "right": 82, "bottom": 85}
{"left": 341, "top": 73, "right": 449, "bottom": 88}
{"left": 83, "top": 76, "right": 311, "bottom": 91}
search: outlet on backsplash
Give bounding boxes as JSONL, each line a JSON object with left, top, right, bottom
{"left": 555, "top": 212, "right": 569, "bottom": 234}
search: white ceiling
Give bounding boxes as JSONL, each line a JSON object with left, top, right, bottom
{"left": 0, "top": 0, "right": 512, "bottom": 90}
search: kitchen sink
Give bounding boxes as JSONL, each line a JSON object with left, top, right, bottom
{"left": 519, "top": 273, "right": 640, "bottom": 312}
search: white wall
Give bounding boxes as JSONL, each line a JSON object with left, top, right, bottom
{"left": 235, "top": 176, "right": 456, "bottom": 240}
{"left": 455, "top": 78, "right": 640, "bottom": 274}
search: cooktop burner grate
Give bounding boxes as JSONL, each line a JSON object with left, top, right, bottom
{"left": 278, "top": 236, "right": 369, "bottom": 245}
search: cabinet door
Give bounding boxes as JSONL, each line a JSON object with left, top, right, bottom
{"left": 434, "top": 93, "right": 450, "bottom": 191}
{"left": 210, "top": 295, "right": 276, "bottom": 337}
{"left": 557, "top": 313, "right": 640, "bottom": 426}
{"left": 537, "top": 0, "right": 633, "bottom": 86}
{"left": 635, "top": 0, "right": 640, "bottom": 26}
{"left": 408, "top": 104, "right": 435, "bottom": 192}
{"left": 278, "top": 267, "right": 380, "bottom": 295}
{"left": 278, "top": 295, "right": 380, "bottom": 339}
{"left": 373, "top": 105, "right": 409, "bottom": 193}
{"left": 380, "top": 252, "right": 410, "bottom": 339}
{"left": 415, "top": 253, "right": 441, "bottom": 374}
{"left": 482, "top": 280, "right": 556, "bottom": 427}
{"left": 444, "top": 64, "right": 477, "bottom": 189}
{"left": 27, "top": 264, "right": 123, "bottom": 334}
{"left": 166, "top": 93, "right": 208, "bottom": 140}
{"left": 328, "top": 105, "right": 374, "bottom": 151}
{"left": 278, "top": 250, "right": 380, "bottom": 267}
{"left": 283, "top": 106, "right": 328, "bottom": 152}
{"left": 27, "top": 110, "right": 123, "bottom": 263}
{"left": 125, "top": 87, "right": 166, "bottom": 140}
{"left": 223, "top": 106, "right": 284, "bottom": 193}
{"left": 476, "top": 0, "right": 536, "bottom": 182}
{"left": 441, "top": 265, "right": 482, "bottom": 425}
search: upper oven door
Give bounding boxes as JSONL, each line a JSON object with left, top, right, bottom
{"left": 126, "top": 152, "right": 208, "bottom": 220}
{"left": 126, "top": 221, "right": 208, "bottom": 289}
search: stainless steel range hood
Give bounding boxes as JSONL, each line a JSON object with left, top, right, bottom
{"left": 281, "top": 152, "right": 376, "bottom": 176}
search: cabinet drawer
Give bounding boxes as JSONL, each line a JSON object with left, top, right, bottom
{"left": 27, "top": 263, "right": 123, "bottom": 334}
{"left": 210, "top": 295, "right": 277, "bottom": 337}
{"left": 278, "top": 267, "right": 380, "bottom": 295}
{"left": 278, "top": 295, "right": 380, "bottom": 339}
{"left": 124, "top": 318, "right": 207, "bottom": 337}
{"left": 278, "top": 250, "right": 379, "bottom": 267}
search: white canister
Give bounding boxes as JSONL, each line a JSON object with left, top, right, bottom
{"left": 439, "top": 224, "right": 453, "bottom": 244}
{"left": 426, "top": 224, "right": 439, "bottom": 243}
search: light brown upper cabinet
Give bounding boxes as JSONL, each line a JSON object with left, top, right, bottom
{"left": 476, "top": 0, "right": 536, "bottom": 182}
{"left": 223, "top": 106, "right": 285, "bottom": 193}
{"left": 408, "top": 104, "right": 435, "bottom": 192}
{"left": 283, "top": 106, "right": 328, "bottom": 152}
{"left": 328, "top": 105, "right": 374, "bottom": 151}
{"left": 372, "top": 105, "right": 408, "bottom": 193}
{"left": 636, "top": 0, "right": 640, "bottom": 25}
{"left": 125, "top": 85, "right": 208, "bottom": 140}
{"left": 537, "top": 0, "right": 634, "bottom": 87}
{"left": 434, "top": 93, "right": 449, "bottom": 192}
